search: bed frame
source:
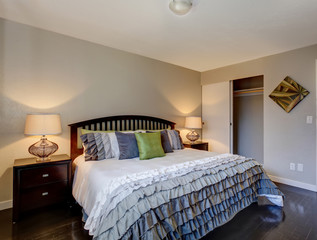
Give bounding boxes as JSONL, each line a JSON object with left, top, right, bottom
{"left": 68, "top": 115, "right": 175, "bottom": 160}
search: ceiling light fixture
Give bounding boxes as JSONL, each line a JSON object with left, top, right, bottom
{"left": 169, "top": 0, "right": 193, "bottom": 16}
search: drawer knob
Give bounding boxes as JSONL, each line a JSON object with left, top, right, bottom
{"left": 42, "top": 192, "right": 48, "bottom": 196}
{"left": 42, "top": 174, "right": 49, "bottom": 178}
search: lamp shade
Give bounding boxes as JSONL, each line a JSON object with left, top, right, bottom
{"left": 24, "top": 114, "right": 62, "bottom": 136}
{"left": 185, "top": 116, "right": 202, "bottom": 129}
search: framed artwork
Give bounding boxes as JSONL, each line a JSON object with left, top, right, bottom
{"left": 269, "top": 76, "right": 309, "bottom": 113}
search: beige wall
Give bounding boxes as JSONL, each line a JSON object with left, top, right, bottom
{"left": 202, "top": 44, "right": 317, "bottom": 186}
{"left": 0, "top": 18, "right": 201, "bottom": 203}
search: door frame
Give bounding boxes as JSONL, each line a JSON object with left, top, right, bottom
{"left": 229, "top": 80, "right": 233, "bottom": 153}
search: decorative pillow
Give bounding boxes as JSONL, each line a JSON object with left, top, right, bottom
{"left": 135, "top": 132, "right": 165, "bottom": 160}
{"left": 107, "top": 131, "right": 146, "bottom": 159}
{"left": 80, "top": 133, "right": 113, "bottom": 161}
{"left": 166, "top": 130, "right": 184, "bottom": 150}
{"left": 115, "top": 132, "right": 139, "bottom": 160}
{"left": 108, "top": 132, "right": 120, "bottom": 159}
{"left": 176, "top": 130, "right": 185, "bottom": 149}
{"left": 146, "top": 130, "right": 173, "bottom": 153}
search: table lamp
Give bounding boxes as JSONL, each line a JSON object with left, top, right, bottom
{"left": 185, "top": 116, "right": 202, "bottom": 143}
{"left": 24, "top": 113, "right": 62, "bottom": 161}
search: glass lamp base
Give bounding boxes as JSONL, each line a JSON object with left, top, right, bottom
{"left": 36, "top": 157, "right": 52, "bottom": 162}
{"left": 28, "top": 136, "right": 58, "bottom": 161}
{"left": 186, "top": 130, "right": 200, "bottom": 143}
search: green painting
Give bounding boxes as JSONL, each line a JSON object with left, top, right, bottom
{"left": 269, "top": 76, "right": 309, "bottom": 113}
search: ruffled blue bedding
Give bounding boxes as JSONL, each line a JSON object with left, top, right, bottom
{"left": 90, "top": 157, "right": 283, "bottom": 240}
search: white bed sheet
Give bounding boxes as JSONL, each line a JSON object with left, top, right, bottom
{"left": 72, "top": 149, "right": 220, "bottom": 232}
{"left": 73, "top": 148, "right": 219, "bottom": 216}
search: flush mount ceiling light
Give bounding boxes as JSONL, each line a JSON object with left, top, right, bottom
{"left": 169, "top": 0, "right": 193, "bottom": 16}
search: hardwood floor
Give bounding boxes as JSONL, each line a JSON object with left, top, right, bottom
{"left": 0, "top": 183, "right": 316, "bottom": 240}
{"left": 0, "top": 204, "right": 91, "bottom": 240}
{"left": 202, "top": 183, "right": 317, "bottom": 240}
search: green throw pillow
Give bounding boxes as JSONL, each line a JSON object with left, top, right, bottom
{"left": 134, "top": 132, "right": 165, "bottom": 160}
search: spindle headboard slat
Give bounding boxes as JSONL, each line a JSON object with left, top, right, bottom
{"left": 68, "top": 115, "right": 176, "bottom": 160}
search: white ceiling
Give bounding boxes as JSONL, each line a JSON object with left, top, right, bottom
{"left": 1, "top": 0, "right": 317, "bottom": 72}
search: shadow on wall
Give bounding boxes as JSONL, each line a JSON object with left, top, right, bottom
{"left": 0, "top": 20, "right": 90, "bottom": 111}
{"left": 0, "top": 79, "right": 201, "bottom": 150}
{"left": 59, "top": 80, "right": 202, "bottom": 130}
{"left": 0, "top": 81, "right": 201, "bottom": 151}
{"left": 0, "top": 18, "right": 4, "bottom": 117}
{"left": 0, "top": 167, "right": 13, "bottom": 201}
{"left": 0, "top": 94, "right": 36, "bottom": 149}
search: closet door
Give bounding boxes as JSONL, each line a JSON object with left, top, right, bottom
{"left": 202, "top": 82, "right": 230, "bottom": 153}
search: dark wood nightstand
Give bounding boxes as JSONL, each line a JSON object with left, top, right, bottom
{"left": 183, "top": 141, "right": 209, "bottom": 151}
{"left": 13, "top": 154, "right": 71, "bottom": 222}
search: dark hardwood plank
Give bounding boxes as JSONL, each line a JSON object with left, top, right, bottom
{"left": 202, "top": 183, "right": 317, "bottom": 240}
{"left": 0, "top": 183, "right": 316, "bottom": 240}
{"left": 0, "top": 204, "right": 91, "bottom": 240}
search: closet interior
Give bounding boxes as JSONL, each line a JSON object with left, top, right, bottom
{"left": 232, "top": 75, "right": 264, "bottom": 164}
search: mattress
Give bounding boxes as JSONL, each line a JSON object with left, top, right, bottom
{"left": 73, "top": 149, "right": 218, "bottom": 224}
{"left": 72, "top": 148, "right": 283, "bottom": 239}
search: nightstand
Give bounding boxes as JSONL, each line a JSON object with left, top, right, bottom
{"left": 13, "top": 154, "right": 71, "bottom": 222}
{"left": 183, "top": 141, "right": 209, "bottom": 151}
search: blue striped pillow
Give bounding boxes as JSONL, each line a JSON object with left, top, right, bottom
{"left": 166, "top": 130, "right": 184, "bottom": 150}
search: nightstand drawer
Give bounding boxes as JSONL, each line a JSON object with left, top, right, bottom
{"left": 183, "top": 141, "right": 209, "bottom": 151}
{"left": 20, "top": 164, "right": 68, "bottom": 189}
{"left": 20, "top": 181, "right": 68, "bottom": 212}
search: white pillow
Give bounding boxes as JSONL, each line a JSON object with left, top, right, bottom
{"left": 108, "top": 132, "right": 120, "bottom": 159}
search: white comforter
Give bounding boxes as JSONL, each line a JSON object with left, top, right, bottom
{"left": 72, "top": 149, "right": 220, "bottom": 234}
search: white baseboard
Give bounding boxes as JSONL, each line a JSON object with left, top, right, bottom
{"left": 269, "top": 175, "right": 317, "bottom": 192}
{"left": 0, "top": 200, "right": 12, "bottom": 211}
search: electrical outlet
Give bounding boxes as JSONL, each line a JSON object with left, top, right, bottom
{"left": 306, "top": 116, "right": 313, "bottom": 124}
{"left": 290, "top": 163, "right": 296, "bottom": 171}
{"left": 297, "top": 163, "right": 304, "bottom": 172}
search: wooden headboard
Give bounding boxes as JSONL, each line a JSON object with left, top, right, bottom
{"left": 68, "top": 115, "right": 176, "bottom": 160}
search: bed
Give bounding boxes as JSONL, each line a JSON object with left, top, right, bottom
{"left": 69, "top": 115, "right": 283, "bottom": 240}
